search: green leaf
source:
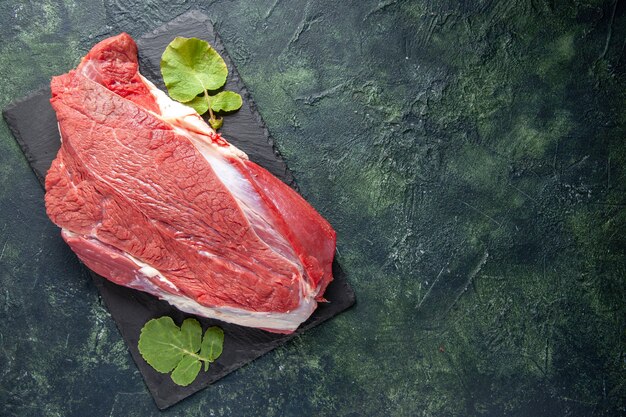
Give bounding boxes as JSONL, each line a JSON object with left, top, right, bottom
{"left": 170, "top": 355, "right": 202, "bottom": 386}
{"left": 200, "top": 326, "right": 224, "bottom": 363}
{"left": 138, "top": 317, "right": 184, "bottom": 373}
{"left": 139, "top": 317, "right": 225, "bottom": 386}
{"left": 161, "top": 37, "right": 228, "bottom": 102}
{"left": 160, "top": 37, "right": 243, "bottom": 130}
{"left": 180, "top": 318, "right": 202, "bottom": 353}
{"left": 185, "top": 95, "right": 209, "bottom": 115}
{"left": 209, "top": 91, "right": 243, "bottom": 113}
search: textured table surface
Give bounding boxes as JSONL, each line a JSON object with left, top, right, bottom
{"left": 1, "top": 1, "right": 624, "bottom": 416}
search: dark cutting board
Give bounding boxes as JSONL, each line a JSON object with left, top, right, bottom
{"left": 2, "top": 10, "right": 355, "bottom": 410}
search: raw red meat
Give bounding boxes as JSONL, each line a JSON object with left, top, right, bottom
{"left": 44, "top": 34, "right": 336, "bottom": 333}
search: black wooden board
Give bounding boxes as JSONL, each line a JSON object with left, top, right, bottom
{"left": 2, "top": 10, "right": 355, "bottom": 410}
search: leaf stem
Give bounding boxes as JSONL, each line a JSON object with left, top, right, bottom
{"left": 201, "top": 85, "right": 222, "bottom": 130}
{"left": 203, "top": 89, "right": 215, "bottom": 123}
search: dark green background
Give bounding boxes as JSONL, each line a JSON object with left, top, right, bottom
{"left": 1, "top": 1, "right": 624, "bottom": 416}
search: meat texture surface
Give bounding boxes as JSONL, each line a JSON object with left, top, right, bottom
{"left": 44, "top": 34, "right": 336, "bottom": 333}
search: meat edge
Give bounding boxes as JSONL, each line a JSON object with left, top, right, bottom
{"left": 62, "top": 229, "right": 318, "bottom": 332}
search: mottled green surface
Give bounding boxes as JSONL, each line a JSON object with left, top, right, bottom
{"left": 1, "top": 1, "right": 625, "bottom": 416}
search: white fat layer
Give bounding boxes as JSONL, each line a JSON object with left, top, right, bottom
{"left": 130, "top": 275, "right": 316, "bottom": 332}
{"left": 139, "top": 74, "right": 302, "bottom": 273}
{"left": 139, "top": 266, "right": 159, "bottom": 277}
{"left": 138, "top": 75, "right": 247, "bottom": 159}
{"left": 126, "top": 255, "right": 179, "bottom": 292}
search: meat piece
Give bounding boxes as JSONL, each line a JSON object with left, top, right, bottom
{"left": 44, "top": 33, "right": 335, "bottom": 333}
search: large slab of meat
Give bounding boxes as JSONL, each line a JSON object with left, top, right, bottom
{"left": 44, "top": 34, "right": 336, "bottom": 333}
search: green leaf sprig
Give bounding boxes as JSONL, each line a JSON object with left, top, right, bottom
{"left": 138, "top": 317, "right": 224, "bottom": 386}
{"left": 161, "top": 37, "right": 243, "bottom": 130}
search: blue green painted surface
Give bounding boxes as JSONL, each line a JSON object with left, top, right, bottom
{"left": 0, "top": 1, "right": 624, "bottom": 416}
